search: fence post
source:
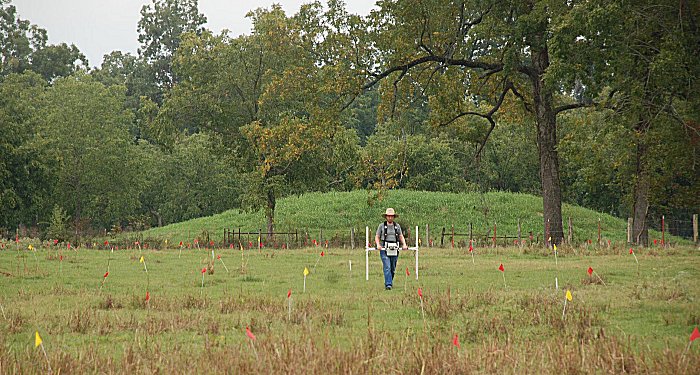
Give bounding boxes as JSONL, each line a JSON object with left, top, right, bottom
{"left": 440, "top": 227, "right": 445, "bottom": 247}
{"left": 426, "top": 224, "right": 430, "bottom": 248}
{"left": 597, "top": 218, "right": 601, "bottom": 246}
{"left": 693, "top": 214, "right": 698, "bottom": 244}
{"left": 451, "top": 225, "right": 455, "bottom": 248}
{"left": 469, "top": 223, "right": 473, "bottom": 246}
{"left": 661, "top": 215, "right": 665, "bottom": 246}
{"left": 351, "top": 228, "right": 355, "bottom": 250}
{"left": 517, "top": 219, "right": 522, "bottom": 247}
{"left": 493, "top": 222, "right": 497, "bottom": 248}
{"left": 568, "top": 217, "right": 573, "bottom": 244}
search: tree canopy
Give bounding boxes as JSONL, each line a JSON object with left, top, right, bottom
{"left": 0, "top": 0, "right": 696, "bottom": 242}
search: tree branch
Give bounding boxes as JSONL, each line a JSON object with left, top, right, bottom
{"left": 437, "top": 81, "right": 513, "bottom": 159}
{"left": 509, "top": 84, "right": 533, "bottom": 113}
{"left": 363, "top": 55, "right": 504, "bottom": 90}
{"left": 554, "top": 102, "right": 593, "bottom": 114}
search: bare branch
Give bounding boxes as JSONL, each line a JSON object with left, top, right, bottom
{"left": 363, "top": 55, "right": 504, "bottom": 90}
{"left": 436, "top": 81, "right": 514, "bottom": 159}
{"left": 509, "top": 84, "right": 533, "bottom": 113}
{"left": 554, "top": 102, "right": 593, "bottom": 114}
{"left": 390, "top": 68, "right": 408, "bottom": 119}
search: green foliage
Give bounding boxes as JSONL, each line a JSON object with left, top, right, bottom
{"left": 137, "top": 0, "right": 207, "bottom": 102}
{"left": 0, "top": 0, "right": 47, "bottom": 76}
{"left": 34, "top": 74, "right": 139, "bottom": 231}
{"left": 29, "top": 42, "right": 88, "bottom": 81}
{"left": 558, "top": 109, "right": 635, "bottom": 216}
{"left": 136, "top": 133, "right": 240, "bottom": 227}
{"left": 136, "top": 190, "right": 678, "bottom": 246}
{"left": 473, "top": 120, "right": 540, "bottom": 195}
{"left": 0, "top": 71, "right": 47, "bottom": 228}
{"left": 46, "top": 204, "right": 69, "bottom": 241}
{"left": 0, "top": 2, "right": 86, "bottom": 80}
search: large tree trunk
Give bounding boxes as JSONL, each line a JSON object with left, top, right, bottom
{"left": 265, "top": 187, "right": 275, "bottom": 241}
{"left": 631, "top": 119, "right": 651, "bottom": 246}
{"left": 531, "top": 44, "right": 564, "bottom": 246}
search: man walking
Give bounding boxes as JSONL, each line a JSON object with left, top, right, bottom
{"left": 375, "top": 208, "right": 408, "bottom": 290}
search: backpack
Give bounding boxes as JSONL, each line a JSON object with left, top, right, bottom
{"left": 380, "top": 221, "right": 402, "bottom": 247}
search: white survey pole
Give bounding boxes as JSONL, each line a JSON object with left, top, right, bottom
{"left": 415, "top": 226, "right": 419, "bottom": 280}
{"left": 366, "top": 226, "right": 370, "bottom": 281}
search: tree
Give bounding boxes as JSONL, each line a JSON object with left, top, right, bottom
{"left": 1, "top": 2, "right": 86, "bottom": 81}
{"left": 356, "top": 0, "right": 611, "bottom": 244}
{"left": 30, "top": 43, "right": 87, "bottom": 81}
{"left": 161, "top": 4, "right": 359, "bottom": 237}
{"left": 34, "top": 75, "right": 140, "bottom": 236}
{"left": 554, "top": 0, "right": 700, "bottom": 244}
{"left": 137, "top": 0, "right": 207, "bottom": 103}
{"left": 614, "top": 0, "right": 699, "bottom": 245}
{"left": 0, "top": 71, "right": 47, "bottom": 229}
{"left": 0, "top": 0, "right": 46, "bottom": 76}
{"left": 134, "top": 133, "right": 240, "bottom": 227}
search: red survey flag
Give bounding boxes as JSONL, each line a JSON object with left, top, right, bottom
{"left": 201, "top": 267, "right": 207, "bottom": 274}
{"left": 217, "top": 254, "right": 221, "bottom": 260}
{"left": 246, "top": 326, "right": 256, "bottom": 341}
{"left": 498, "top": 263, "right": 504, "bottom": 272}
{"left": 59, "top": 255, "right": 63, "bottom": 261}
{"left": 629, "top": 248, "right": 634, "bottom": 254}
{"left": 587, "top": 267, "right": 593, "bottom": 276}
{"left": 104, "top": 241, "right": 109, "bottom": 246}
{"left": 469, "top": 244, "right": 473, "bottom": 252}
{"left": 145, "top": 291, "right": 150, "bottom": 302}
{"left": 321, "top": 251, "right": 325, "bottom": 257}
{"left": 406, "top": 267, "right": 410, "bottom": 276}
{"left": 453, "top": 334, "right": 460, "bottom": 348}
{"left": 418, "top": 287, "right": 423, "bottom": 298}
{"left": 287, "top": 289, "right": 292, "bottom": 298}
{"left": 103, "top": 271, "right": 109, "bottom": 278}
{"left": 691, "top": 327, "right": 700, "bottom": 342}
{"left": 179, "top": 241, "right": 183, "bottom": 246}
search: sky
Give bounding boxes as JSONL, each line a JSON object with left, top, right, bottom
{"left": 11, "top": 0, "right": 378, "bottom": 68}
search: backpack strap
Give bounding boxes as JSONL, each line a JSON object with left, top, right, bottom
{"left": 381, "top": 221, "right": 388, "bottom": 247}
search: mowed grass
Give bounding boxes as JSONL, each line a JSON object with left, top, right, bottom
{"left": 1, "top": 243, "right": 699, "bottom": 373}
{"left": 135, "top": 190, "right": 679, "bottom": 246}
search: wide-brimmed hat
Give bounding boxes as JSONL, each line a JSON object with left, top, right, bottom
{"left": 382, "top": 208, "right": 398, "bottom": 218}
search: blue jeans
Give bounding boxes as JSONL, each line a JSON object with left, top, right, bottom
{"left": 379, "top": 250, "right": 398, "bottom": 287}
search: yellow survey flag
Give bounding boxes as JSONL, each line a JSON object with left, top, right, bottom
{"left": 35, "top": 331, "right": 42, "bottom": 347}
{"left": 553, "top": 243, "right": 557, "bottom": 252}
{"left": 303, "top": 267, "right": 310, "bottom": 276}
{"left": 566, "top": 290, "right": 572, "bottom": 301}
{"left": 28, "top": 244, "right": 34, "bottom": 251}
{"left": 139, "top": 256, "right": 144, "bottom": 263}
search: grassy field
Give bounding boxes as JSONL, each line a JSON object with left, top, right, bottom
{"left": 133, "top": 190, "right": 682, "bottom": 246}
{"left": 1, "top": 242, "right": 699, "bottom": 373}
